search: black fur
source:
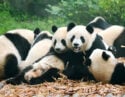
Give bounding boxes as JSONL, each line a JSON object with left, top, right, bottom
{"left": 85, "top": 35, "right": 107, "bottom": 58}
{"left": 4, "top": 54, "right": 19, "bottom": 79}
{"left": 113, "top": 29, "right": 125, "bottom": 58}
{"left": 6, "top": 65, "right": 33, "bottom": 85}
{"left": 61, "top": 39, "right": 66, "bottom": 47}
{"left": 5, "top": 33, "right": 31, "bottom": 60}
{"left": 67, "top": 23, "right": 76, "bottom": 31}
{"left": 49, "top": 48, "right": 94, "bottom": 80}
{"left": 53, "top": 40, "right": 57, "bottom": 47}
{"left": 70, "top": 35, "right": 75, "bottom": 42}
{"left": 5, "top": 47, "right": 94, "bottom": 85}
{"left": 85, "top": 58, "right": 91, "bottom": 67}
{"left": 102, "top": 51, "right": 110, "bottom": 61}
{"left": 86, "top": 25, "right": 94, "bottom": 34}
{"left": 110, "top": 63, "right": 125, "bottom": 84}
{"left": 34, "top": 28, "right": 41, "bottom": 38}
{"left": 52, "top": 25, "right": 58, "bottom": 33}
{"left": 32, "top": 33, "right": 52, "bottom": 45}
{"left": 87, "top": 17, "right": 111, "bottom": 29}
{"left": 29, "top": 68, "right": 60, "bottom": 85}
{"left": 108, "top": 46, "right": 117, "bottom": 55}
{"left": 80, "top": 36, "right": 85, "bottom": 43}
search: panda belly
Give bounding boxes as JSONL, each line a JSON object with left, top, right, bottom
{"left": 0, "top": 36, "right": 21, "bottom": 79}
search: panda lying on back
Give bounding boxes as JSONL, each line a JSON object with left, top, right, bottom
{"left": 85, "top": 49, "right": 125, "bottom": 84}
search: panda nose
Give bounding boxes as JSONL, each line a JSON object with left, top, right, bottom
{"left": 74, "top": 43, "right": 79, "bottom": 47}
{"left": 55, "top": 48, "right": 61, "bottom": 52}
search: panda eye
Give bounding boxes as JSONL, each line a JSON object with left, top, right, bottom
{"left": 71, "top": 35, "right": 75, "bottom": 42}
{"left": 54, "top": 40, "right": 57, "bottom": 46}
{"left": 61, "top": 39, "right": 66, "bottom": 46}
{"left": 80, "top": 36, "right": 85, "bottom": 43}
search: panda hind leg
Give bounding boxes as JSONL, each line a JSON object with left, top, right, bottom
{"left": 4, "top": 54, "right": 19, "bottom": 79}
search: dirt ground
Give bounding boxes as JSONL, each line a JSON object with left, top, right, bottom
{"left": 0, "top": 78, "right": 125, "bottom": 97}
{"left": 0, "top": 58, "right": 125, "bottom": 97}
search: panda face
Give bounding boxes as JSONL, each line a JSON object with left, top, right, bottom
{"left": 66, "top": 23, "right": 94, "bottom": 53}
{"left": 52, "top": 26, "right": 68, "bottom": 53}
{"left": 86, "top": 49, "right": 117, "bottom": 82}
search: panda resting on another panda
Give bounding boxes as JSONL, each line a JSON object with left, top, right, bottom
{"left": 88, "top": 16, "right": 125, "bottom": 58}
{"left": 5, "top": 24, "right": 94, "bottom": 85}
{"left": 18, "top": 28, "right": 53, "bottom": 71}
{"left": 87, "top": 16, "right": 111, "bottom": 33}
{"left": 85, "top": 49, "right": 125, "bottom": 84}
{"left": 66, "top": 22, "right": 115, "bottom": 58}
{"left": 3, "top": 22, "right": 119, "bottom": 85}
{"left": 0, "top": 29, "right": 37, "bottom": 80}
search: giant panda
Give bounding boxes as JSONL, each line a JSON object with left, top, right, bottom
{"left": 66, "top": 23, "right": 113, "bottom": 58}
{"left": 4, "top": 26, "right": 68, "bottom": 85}
{"left": 87, "top": 16, "right": 111, "bottom": 33}
{"left": 85, "top": 49, "right": 125, "bottom": 84}
{"left": 18, "top": 29, "right": 53, "bottom": 71}
{"left": 0, "top": 28, "right": 36, "bottom": 79}
{"left": 5, "top": 25, "right": 93, "bottom": 85}
{"left": 98, "top": 25, "right": 125, "bottom": 58}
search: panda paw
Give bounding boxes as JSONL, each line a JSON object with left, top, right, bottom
{"left": 24, "top": 68, "right": 43, "bottom": 82}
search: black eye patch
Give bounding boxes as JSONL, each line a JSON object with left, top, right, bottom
{"left": 54, "top": 40, "right": 57, "bottom": 46}
{"left": 61, "top": 39, "right": 66, "bottom": 46}
{"left": 70, "top": 35, "right": 75, "bottom": 42}
{"left": 80, "top": 36, "right": 85, "bottom": 43}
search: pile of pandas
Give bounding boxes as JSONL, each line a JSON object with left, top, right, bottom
{"left": 0, "top": 16, "right": 125, "bottom": 86}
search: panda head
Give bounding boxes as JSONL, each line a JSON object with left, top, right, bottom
{"left": 66, "top": 22, "right": 95, "bottom": 53}
{"left": 85, "top": 49, "right": 117, "bottom": 82}
{"left": 52, "top": 25, "right": 68, "bottom": 53}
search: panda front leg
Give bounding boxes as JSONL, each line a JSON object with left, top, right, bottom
{"left": 24, "top": 55, "right": 65, "bottom": 84}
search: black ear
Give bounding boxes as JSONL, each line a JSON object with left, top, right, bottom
{"left": 34, "top": 28, "right": 41, "bottom": 38}
{"left": 34, "top": 28, "right": 40, "bottom": 35}
{"left": 52, "top": 25, "right": 58, "bottom": 33}
{"left": 102, "top": 51, "right": 110, "bottom": 61}
{"left": 67, "top": 22, "right": 76, "bottom": 32}
{"left": 86, "top": 25, "right": 94, "bottom": 34}
{"left": 85, "top": 58, "right": 91, "bottom": 67}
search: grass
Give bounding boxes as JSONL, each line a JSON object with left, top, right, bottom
{"left": 0, "top": 10, "right": 67, "bottom": 34}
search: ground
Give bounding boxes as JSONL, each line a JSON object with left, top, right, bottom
{"left": 0, "top": 78, "right": 125, "bottom": 97}
{"left": 0, "top": 58, "right": 125, "bottom": 97}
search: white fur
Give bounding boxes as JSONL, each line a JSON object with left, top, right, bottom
{"left": 89, "top": 16, "right": 106, "bottom": 24}
{"left": 88, "top": 16, "right": 107, "bottom": 33}
{"left": 52, "top": 27, "right": 68, "bottom": 53}
{"left": 0, "top": 35, "right": 21, "bottom": 78}
{"left": 98, "top": 25, "right": 124, "bottom": 45}
{"left": 24, "top": 55, "right": 64, "bottom": 81}
{"left": 19, "top": 31, "right": 53, "bottom": 71}
{"left": 88, "top": 49, "right": 117, "bottom": 82}
{"left": 66, "top": 25, "right": 90, "bottom": 52}
{"left": 7, "top": 29, "right": 35, "bottom": 44}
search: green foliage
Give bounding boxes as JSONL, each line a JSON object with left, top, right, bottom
{"left": 46, "top": 0, "right": 100, "bottom": 24}
{"left": 99, "top": 0, "right": 125, "bottom": 25}
{"left": 46, "top": 0, "right": 125, "bottom": 25}
{"left": 6, "top": 0, "right": 60, "bottom": 18}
